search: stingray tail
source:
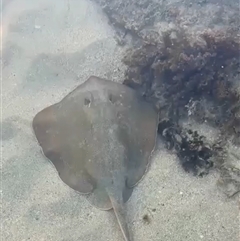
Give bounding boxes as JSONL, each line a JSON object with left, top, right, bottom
{"left": 109, "top": 195, "right": 131, "bottom": 241}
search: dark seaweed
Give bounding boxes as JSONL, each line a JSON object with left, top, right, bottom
{"left": 93, "top": 0, "right": 240, "bottom": 195}
{"left": 123, "top": 29, "right": 240, "bottom": 179}
{"left": 158, "top": 120, "right": 214, "bottom": 176}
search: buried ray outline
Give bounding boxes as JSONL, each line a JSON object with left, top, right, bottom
{"left": 32, "top": 76, "right": 159, "bottom": 241}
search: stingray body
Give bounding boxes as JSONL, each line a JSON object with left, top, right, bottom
{"left": 32, "top": 76, "right": 158, "bottom": 241}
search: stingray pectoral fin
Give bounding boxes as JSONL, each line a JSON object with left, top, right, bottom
{"left": 86, "top": 187, "right": 112, "bottom": 210}
{"left": 109, "top": 195, "right": 132, "bottom": 241}
{"left": 123, "top": 186, "right": 133, "bottom": 203}
{"left": 59, "top": 170, "right": 94, "bottom": 194}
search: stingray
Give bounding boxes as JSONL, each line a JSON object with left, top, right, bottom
{"left": 32, "top": 76, "right": 158, "bottom": 241}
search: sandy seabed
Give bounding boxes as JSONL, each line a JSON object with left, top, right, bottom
{"left": 1, "top": 0, "right": 239, "bottom": 241}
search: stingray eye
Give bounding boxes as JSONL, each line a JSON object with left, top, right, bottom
{"left": 109, "top": 93, "right": 118, "bottom": 104}
{"left": 108, "top": 93, "right": 114, "bottom": 103}
{"left": 84, "top": 98, "right": 91, "bottom": 106}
